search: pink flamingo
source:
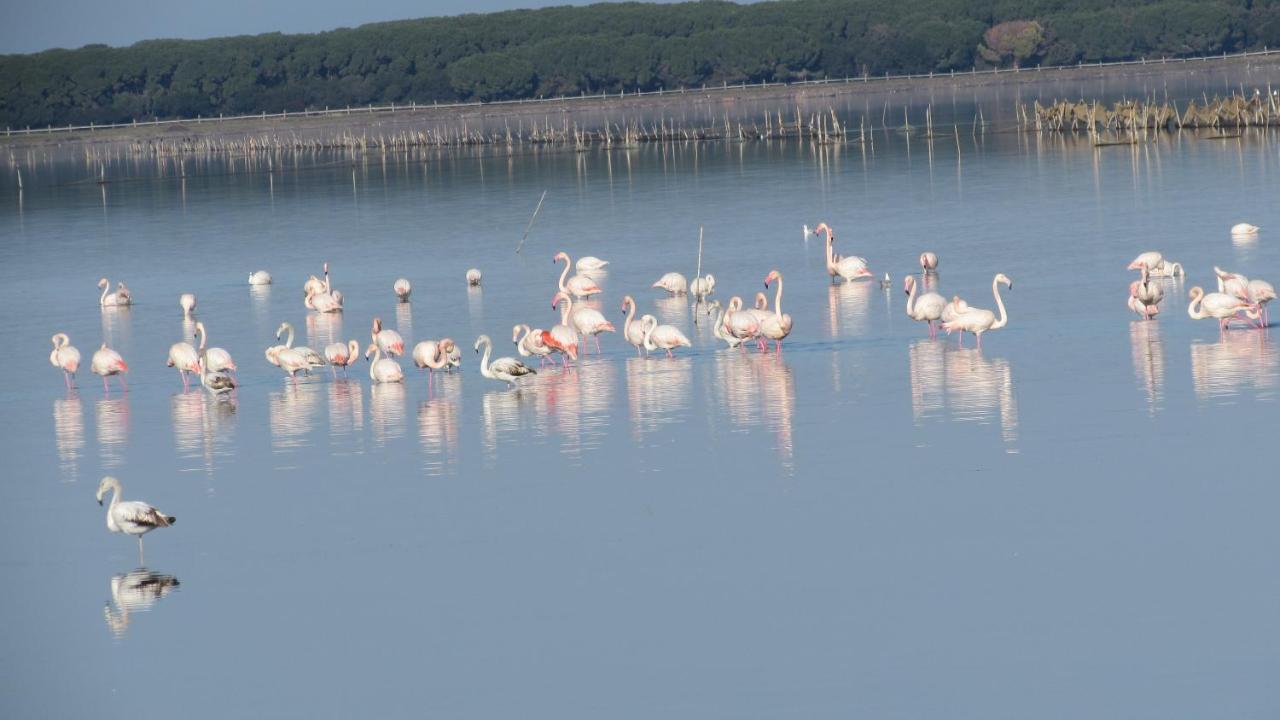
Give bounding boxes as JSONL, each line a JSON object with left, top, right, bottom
{"left": 412, "top": 338, "right": 455, "bottom": 389}
{"left": 166, "top": 338, "right": 200, "bottom": 390}
{"left": 91, "top": 343, "right": 129, "bottom": 393}
{"left": 553, "top": 252, "right": 603, "bottom": 298}
{"left": 721, "top": 296, "right": 761, "bottom": 348}
{"left": 760, "top": 270, "right": 794, "bottom": 353}
{"left": 1187, "top": 286, "right": 1259, "bottom": 331}
{"left": 569, "top": 296, "right": 615, "bottom": 354}
{"left": 544, "top": 291, "right": 580, "bottom": 366}
{"left": 641, "top": 315, "right": 691, "bottom": 357}
{"left": 50, "top": 333, "right": 81, "bottom": 389}
{"left": 815, "top": 223, "right": 872, "bottom": 283}
{"left": 371, "top": 318, "right": 404, "bottom": 356}
{"left": 941, "top": 274, "right": 1012, "bottom": 349}
{"left": 513, "top": 324, "right": 553, "bottom": 367}
{"left": 324, "top": 339, "right": 360, "bottom": 376}
{"left": 904, "top": 275, "right": 947, "bottom": 337}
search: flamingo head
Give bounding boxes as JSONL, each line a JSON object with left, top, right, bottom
{"left": 903, "top": 276, "right": 915, "bottom": 294}
{"left": 97, "top": 278, "right": 109, "bottom": 289}
{"left": 814, "top": 223, "right": 831, "bottom": 239}
{"left": 552, "top": 291, "right": 569, "bottom": 309}
{"left": 364, "top": 343, "right": 378, "bottom": 360}
{"left": 728, "top": 296, "right": 743, "bottom": 311}
{"left": 372, "top": 317, "right": 381, "bottom": 332}
{"left": 323, "top": 262, "right": 329, "bottom": 274}
{"left": 620, "top": 295, "right": 633, "bottom": 314}
{"left": 1188, "top": 286, "right": 1204, "bottom": 301}
{"left": 1128, "top": 280, "right": 1141, "bottom": 298}
{"left": 764, "top": 270, "right": 780, "bottom": 287}
{"left": 553, "top": 251, "right": 567, "bottom": 264}
{"left": 995, "top": 273, "right": 1013, "bottom": 289}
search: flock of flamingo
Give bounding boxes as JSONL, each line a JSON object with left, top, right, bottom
{"left": 50, "top": 219, "right": 1273, "bottom": 558}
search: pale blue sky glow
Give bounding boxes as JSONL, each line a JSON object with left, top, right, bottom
{"left": 2, "top": 0, "right": 685, "bottom": 54}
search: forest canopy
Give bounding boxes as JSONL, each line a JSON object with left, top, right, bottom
{"left": 3, "top": 0, "right": 1277, "bottom": 127}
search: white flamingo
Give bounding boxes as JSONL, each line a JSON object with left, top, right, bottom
{"left": 305, "top": 262, "right": 343, "bottom": 312}
{"left": 707, "top": 301, "right": 745, "bottom": 348}
{"left": 513, "top": 324, "right": 553, "bottom": 367}
{"left": 816, "top": 223, "right": 872, "bottom": 283}
{"left": 904, "top": 275, "right": 946, "bottom": 337}
{"left": 760, "top": 270, "right": 794, "bottom": 352}
{"left": 179, "top": 293, "right": 196, "bottom": 317}
{"left": 919, "top": 251, "right": 939, "bottom": 272}
{"left": 98, "top": 278, "right": 131, "bottom": 307}
{"left": 544, "top": 292, "right": 580, "bottom": 366}
{"left": 276, "top": 322, "right": 326, "bottom": 366}
{"left": 324, "top": 339, "right": 360, "bottom": 376}
{"left": 193, "top": 322, "right": 236, "bottom": 374}
{"left": 96, "top": 476, "right": 174, "bottom": 563}
{"left": 475, "top": 334, "right": 536, "bottom": 387}
{"left": 651, "top": 271, "right": 688, "bottom": 295}
{"left": 721, "top": 296, "right": 761, "bottom": 347}
{"left": 576, "top": 256, "right": 609, "bottom": 272}
{"left": 1248, "top": 279, "right": 1276, "bottom": 327}
{"left": 1187, "top": 286, "right": 1259, "bottom": 330}
{"left": 50, "top": 333, "right": 81, "bottom": 389}
{"left": 166, "top": 336, "right": 200, "bottom": 390}
{"left": 1214, "top": 266, "right": 1250, "bottom": 299}
{"left": 621, "top": 295, "right": 649, "bottom": 355}
{"left": 466, "top": 268, "right": 482, "bottom": 286}
{"left": 248, "top": 270, "right": 272, "bottom": 285}
{"left": 554, "top": 252, "right": 603, "bottom": 298}
{"left": 91, "top": 344, "right": 128, "bottom": 393}
{"left": 1128, "top": 265, "right": 1162, "bottom": 319}
{"left": 641, "top": 314, "right": 691, "bottom": 357}
{"left": 412, "top": 338, "right": 455, "bottom": 387}
{"left": 393, "top": 278, "right": 412, "bottom": 301}
{"left": 371, "top": 318, "right": 404, "bottom": 356}
{"left": 365, "top": 343, "right": 405, "bottom": 383}
{"left": 197, "top": 349, "right": 236, "bottom": 396}
{"left": 1231, "top": 223, "right": 1260, "bottom": 235}
{"left": 568, "top": 294, "right": 615, "bottom": 354}
{"left": 941, "top": 273, "right": 1012, "bottom": 349}
{"left": 941, "top": 296, "right": 970, "bottom": 324}
{"left": 445, "top": 342, "right": 461, "bottom": 372}
{"left": 690, "top": 274, "right": 715, "bottom": 300}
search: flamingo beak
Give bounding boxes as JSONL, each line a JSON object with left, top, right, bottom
{"left": 97, "top": 498, "right": 103, "bottom": 506}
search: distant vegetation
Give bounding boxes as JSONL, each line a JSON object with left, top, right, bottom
{"left": 3, "top": 0, "right": 1279, "bottom": 127}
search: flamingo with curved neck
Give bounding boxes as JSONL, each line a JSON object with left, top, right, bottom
{"left": 621, "top": 295, "right": 647, "bottom": 355}
{"left": 904, "top": 275, "right": 947, "bottom": 337}
{"left": 554, "top": 252, "right": 603, "bottom": 298}
{"left": 941, "top": 274, "right": 1012, "bottom": 349}
{"left": 760, "top": 270, "right": 793, "bottom": 352}
{"left": 475, "top": 334, "right": 536, "bottom": 387}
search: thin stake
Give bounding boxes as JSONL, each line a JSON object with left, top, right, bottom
{"left": 515, "top": 189, "right": 547, "bottom": 254}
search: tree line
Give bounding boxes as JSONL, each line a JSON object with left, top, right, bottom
{"left": 3, "top": 0, "right": 1279, "bottom": 128}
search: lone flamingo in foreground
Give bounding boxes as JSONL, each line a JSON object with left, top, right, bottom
{"left": 50, "top": 333, "right": 81, "bottom": 388}
{"left": 475, "top": 334, "right": 536, "bottom": 387}
{"left": 941, "top": 273, "right": 1012, "bottom": 349}
{"left": 91, "top": 344, "right": 129, "bottom": 393}
{"left": 97, "top": 475, "right": 174, "bottom": 565}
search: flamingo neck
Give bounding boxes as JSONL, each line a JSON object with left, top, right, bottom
{"left": 991, "top": 276, "right": 1008, "bottom": 330}
{"left": 558, "top": 296, "right": 573, "bottom": 325}
{"left": 195, "top": 324, "right": 207, "bottom": 350}
{"left": 772, "top": 276, "right": 784, "bottom": 319}
{"left": 558, "top": 257, "right": 571, "bottom": 293}
{"left": 369, "top": 346, "right": 382, "bottom": 380}
{"left": 905, "top": 279, "right": 917, "bottom": 317}
{"left": 479, "top": 340, "right": 493, "bottom": 378}
{"left": 284, "top": 325, "right": 295, "bottom": 348}
{"left": 1188, "top": 290, "right": 1206, "bottom": 319}
{"left": 824, "top": 235, "right": 835, "bottom": 272}
{"left": 100, "top": 281, "right": 109, "bottom": 305}
{"left": 623, "top": 300, "right": 636, "bottom": 338}
{"left": 641, "top": 316, "right": 656, "bottom": 350}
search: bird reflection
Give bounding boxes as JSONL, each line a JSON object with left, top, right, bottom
{"left": 395, "top": 302, "right": 414, "bottom": 345}
{"left": 827, "top": 281, "right": 872, "bottom": 337}
{"left": 908, "top": 341, "right": 1019, "bottom": 449}
{"left": 481, "top": 387, "right": 533, "bottom": 462}
{"left": 95, "top": 396, "right": 130, "bottom": 468}
{"left": 326, "top": 378, "right": 364, "bottom": 439}
{"left": 1190, "top": 332, "right": 1278, "bottom": 401}
{"left": 369, "top": 382, "right": 406, "bottom": 446}
{"left": 418, "top": 382, "right": 460, "bottom": 475}
{"left": 654, "top": 295, "right": 689, "bottom": 327}
{"left": 626, "top": 355, "right": 692, "bottom": 440}
{"left": 1129, "top": 320, "right": 1166, "bottom": 413}
{"left": 53, "top": 391, "right": 85, "bottom": 481}
{"left": 711, "top": 351, "right": 795, "bottom": 468}
{"left": 467, "top": 285, "right": 484, "bottom": 329}
{"left": 268, "top": 383, "right": 322, "bottom": 452}
{"left": 103, "top": 568, "right": 179, "bottom": 638}
{"left": 170, "top": 390, "right": 237, "bottom": 470}
{"left": 306, "top": 312, "right": 343, "bottom": 352}
{"left": 100, "top": 305, "right": 131, "bottom": 347}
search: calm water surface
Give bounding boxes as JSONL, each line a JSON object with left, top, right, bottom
{"left": 3, "top": 106, "right": 1280, "bottom": 717}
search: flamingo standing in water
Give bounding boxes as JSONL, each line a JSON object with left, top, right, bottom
{"left": 641, "top": 315, "right": 692, "bottom": 357}
{"left": 96, "top": 476, "right": 175, "bottom": 564}
{"left": 365, "top": 343, "right": 405, "bottom": 383}
{"left": 576, "top": 256, "right": 609, "bottom": 272}
{"left": 1187, "top": 286, "right": 1258, "bottom": 330}
{"left": 466, "top": 268, "right": 482, "bottom": 286}
{"left": 371, "top": 318, "right": 405, "bottom": 356}
{"left": 1248, "top": 279, "right": 1276, "bottom": 327}
{"left": 816, "top": 223, "right": 873, "bottom": 283}
{"left": 1214, "top": 266, "right": 1250, "bottom": 300}
{"left": 194, "top": 322, "right": 236, "bottom": 374}
{"left": 91, "top": 344, "right": 128, "bottom": 393}
{"left": 941, "top": 295, "right": 970, "bottom": 324}
{"left": 554, "top": 252, "right": 603, "bottom": 298}
{"left": 248, "top": 270, "right": 272, "bottom": 285}
{"left": 564, "top": 292, "right": 615, "bottom": 354}
{"left": 324, "top": 339, "right": 361, "bottom": 376}
{"left": 166, "top": 336, "right": 200, "bottom": 390}
{"left": 721, "top": 296, "right": 761, "bottom": 348}
{"left": 652, "top": 272, "right": 689, "bottom": 295}
{"left": 475, "top": 334, "right": 536, "bottom": 387}
{"left": 393, "top": 278, "right": 412, "bottom": 301}
{"left": 179, "top": 293, "right": 196, "bottom": 317}
{"left": 513, "top": 324, "right": 553, "bottom": 367}
{"left": 706, "top": 301, "right": 744, "bottom": 349}
{"left": 690, "top": 274, "right": 715, "bottom": 300}
{"left": 412, "top": 338, "right": 456, "bottom": 388}
{"left": 919, "top": 252, "right": 939, "bottom": 273}
{"left": 904, "top": 275, "right": 946, "bottom": 337}
{"left": 98, "top": 278, "right": 131, "bottom": 307}
{"left": 760, "top": 270, "right": 794, "bottom": 352}
{"left": 197, "top": 349, "right": 236, "bottom": 397}
{"left": 543, "top": 292, "right": 580, "bottom": 366}
{"left": 276, "top": 322, "right": 326, "bottom": 367}
{"left": 621, "top": 295, "right": 649, "bottom": 355}
{"left": 941, "top": 273, "right": 1012, "bottom": 349}
{"left": 50, "top": 333, "right": 81, "bottom": 388}
{"left": 1231, "top": 223, "right": 1260, "bottom": 236}
{"left": 1129, "top": 265, "right": 1163, "bottom": 319}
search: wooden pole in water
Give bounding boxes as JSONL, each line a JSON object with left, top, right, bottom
{"left": 694, "top": 225, "right": 704, "bottom": 325}
{"left": 15, "top": 168, "right": 21, "bottom": 190}
{"left": 515, "top": 189, "right": 548, "bottom": 254}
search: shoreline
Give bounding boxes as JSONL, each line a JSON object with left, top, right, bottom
{"left": 5, "top": 52, "right": 1280, "bottom": 154}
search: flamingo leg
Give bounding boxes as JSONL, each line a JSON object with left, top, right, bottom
{"left": 595, "top": 336, "right": 602, "bottom": 354}
{"left": 138, "top": 536, "right": 145, "bottom": 566}
{"left": 666, "top": 349, "right": 674, "bottom": 358}
{"left": 118, "top": 375, "right": 128, "bottom": 393}
{"left": 102, "top": 375, "right": 110, "bottom": 393}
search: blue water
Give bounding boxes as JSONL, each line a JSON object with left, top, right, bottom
{"left": 2, "top": 111, "right": 1279, "bottom": 717}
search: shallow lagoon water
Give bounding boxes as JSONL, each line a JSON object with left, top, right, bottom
{"left": 3, "top": 109, "right": 1280, "bottom": 717}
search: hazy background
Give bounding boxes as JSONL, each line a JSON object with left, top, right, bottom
{"left": 0, "top": 0, "right": 691, "bottom": 54}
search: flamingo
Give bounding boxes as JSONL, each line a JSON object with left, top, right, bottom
{"left": 197, "top": 349, "right": 236, "bottom": 396}
{"left": 96, "top": 476, "right": 174, "bottom": 564}
{"left": 179, "top": 293, "right": 196, "bottom": 317}
{"left": 816, "top": 223, "right": 872, "bottom": 283}
{"left": 412, "top": 338, "right": 455, "bottom": 387}
{"left": 1214, "top": 266, "right": 1250, "bottom": 300}
{"left": 303, "top": 273, "right": 326, "bottom": 298}
{"left": 50, "top": 333, "right": 81, "bottom": 388}
{"left": 445, "top": 341, "right": 461, "bottom": 372}
{"left": 193, "top": 322, "right": 236, "bottom": 374}
{"left": 941, "top": 273, "right": 1012, "bottom": 349}
{"left": 621, "top": 295, "right": 649, "bottom": 355}
{"left": 576, "top": 256, "right": 609, "bottom": 272}
{"left": 98, "top": 278, "right": 131, "bottom": 307}
{"left": 651, "top": 272, "right": 688, "bottom": 295}
{"left": 1187, "top": 286, "right": 1259, "bottom": 331}
{"left": 267, "top": 345, "right": 314, "bottom": 386}
{"left": 324, "top": 340, "right": 360, "bottom": 376}
{"left": 91, "top": 344, "right": 128, "bottom": 393}
{"left": 475, "top": 334, "right": 536, "bottom": 387}
{"left": 1129, "top": 265, "right": 1163, "bottom": 319}
{"left": 566, "top": 292, "right": 615, "bottom": 354}
{"left": 1248, "top": 279, "right": 1276, "bottom": 327}
{"left": 707, "top": 301, "right": 745, "bottom": 348}
{"left": 554, "top": 252, "right": 603, "bottom": 298}
{"left": 920, "top": 251, "right": 939, "bottom": 272}
{"left": 466, "top": 268, "right": 482, "bottom": 286}
{"left": 760, "top": 270, "right": 794, "bottom": 352}
{"left": 513, "top": 324, "right": 553, "bottom": 367}
{"left": 721, "top": 296, "right": 762, "bottom": 348}
{"left": 371, "top": 318, "right": 404, "bottom": 356}
{"left": 904, "top": 275, "right": 947, "bottom": 337}
{"left": 365, "top": 343, "right": 405, "bottom": 383}
{"left": 304, "top": 262, "right": 343, "bottom": 312}
{"left": 1231, "top": 223, "right": 1260, "bottom": 235}
{"left": 690, "top": 274, "right": 715, "bottom": 300}
{"left": 248, "top": 270, "right": 272, "bottom": 285}
{"left": 166, "top": 336, "right": 200, "bottom": 390}
{"left": 276, "top": 322, "right": 326, "bottom": 367}
{"left": 393, "top": 278, "right": 412, "bottom": 301}
{"left": 641, "top": 314, "right": 691, "bottom": 357}
{"left": 543, "top": 292, "right": 580, "bottom": 366}
{"left": 1149, "top": 260, "right": 1184, "bottom": 278}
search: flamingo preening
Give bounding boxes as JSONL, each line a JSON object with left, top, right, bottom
{"left": 50, "top": 333, "right": 81, "bottom": 389}
{"left": 941, "top": 273, "right": 1012, "bottom": 349}
{"left": 324, "top": 339, "right": 361, "bottom": 376}
{"left": 690, "top": 274, "right": 715, "bottom": 300}
{"left": 412, "top": 338, "right": 456, "bottom": 388}
{"left": 721, "top": 296, "right": 761, "bottom": 348}
{"left": 91, "top": 344, "right": 128, "bottom": 393}
{"left": 1187, "top": 286, "right": 1259, "bottom": 331}
{"left": 641, "top": 315, "right": 692, "bottom": 357}
{"left": 197, "top": 349, "right": 236, "bottom": 396}
{"left": 919, "top": 251, "right": 939, "bottom": 273}
{"left": 513, "top": 324, "right": 553, "bottom": 367}
{"left": 393, "top": 278, "right": 412, "bottom": 301}
{"left": 371, "top": 318, "right": 405, "bottom": 356}
{"left": 475, "top": 334, "right": 536, "bottom": 387}
{"left": 554, "top": 252, "right": 603, "bottom": 298}
{"left": 904, "top": 275, "right": 946, "bottom": 337}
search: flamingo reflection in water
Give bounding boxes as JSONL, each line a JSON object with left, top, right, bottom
{"left": 481, "top": 386, "right": 535, "bottom": 463}
{"left": 103, "top": 568, "right": 180, "bottom": 637}
{"left": 54, "top": 391, "right": 85, "bottom": 480}
{"left": 626, "top": 355, "right": 691, "bottom": 441}
{"left": 170, "top": 388, "right": 236, "bottom": 471}
{"left": 826, "top": 281, "right": 872, "bottom": 338}
{"left": 1190, "top": 332, "right": 1278, "bottom": 402}
{"left": 418, "top": 382, "right": 460, "bottom": 476}
{"left": 370, "top": 382, "right": 407, "bottom": 447}
{"left": 326, "top": 378, "right": 365, "bottom": 439}
{"left": 268, "top": 383, "right": 323, "bottom": 452}
{"left": 95, "top": 395, "right": 130, "bottom": 469}
{"left": 711, "top": 349, "right": 795, "bottom": 468}
{"left": 908, "top": 340, "right": 1019, "bottom": 449}
{"left": 1129, "top": 319, "right": 1166, "bottom": 413}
